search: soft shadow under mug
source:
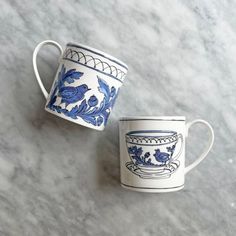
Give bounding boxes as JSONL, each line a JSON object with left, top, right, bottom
{"left": 33, "top": 40, "right": 128, "bottom": 131}
{"left": 119, "top": 116, "right": 214, "bottom": 193}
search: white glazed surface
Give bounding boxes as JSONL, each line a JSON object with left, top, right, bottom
{"left": 0, "top": 0, "right": 235, "bottom": 235}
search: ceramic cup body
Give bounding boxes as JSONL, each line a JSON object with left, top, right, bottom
{"left": 33, "top": 41, "right": 128, "bottom": 131}
{"left": 119, "top": 116, "right": 214, "bottom": 193}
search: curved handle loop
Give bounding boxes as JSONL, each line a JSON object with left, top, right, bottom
{"left": 185, "top": 119, "right": 214, "bottom": 174}
{"left": 172, "top": 134, "right": 183, "bottom": 161}
{"left": 32, "top": 40, "right": 63, "bottom": 99}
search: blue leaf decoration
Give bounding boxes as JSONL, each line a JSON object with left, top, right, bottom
{"left": 70, "top": 105, "right": 80, "bottom": 115}
{"left": 64, "top": 70, "right": 84, "bottom": 84}
{"left": 51, "top": 96, "right": 57, "bottom": 106}
{"left": 97, "top": 76, "right": 110, "bottom": 101}
{"left": 97, "top": 116, "right": 103, "bottom": 126}
{"left": 97, "top": 98, "right": 106, "bottom": 112}
{"left": 85, "top": 107, "right": 98, "bottom": 115}
{"left": 128, "top": 146, "right": 156, "bottom": 166}
{"left": 77, "top": 99, "right": 87, "bottom": 113}
{"left": 58, "top": 65, "right": 66, "bottom": 80}
{"left": 59, "top": 108, "right": 68, "bottom": 115}
{"left": 64, "top": 69, "right": 76, "bottom": 78}
{"left": 69, "top": 71, "right": 84, "bottom": 79}
{"left": 82, "top": 115, "right": 96, "bottom": 125}
{"left": 58, "top": 65, "right": 66, "bottom": 88}
{"left": 110, "top": 88, "right": 119, "bottom": 108}
{"left": 65, "top": 77, "right": 75, "bottom": 84}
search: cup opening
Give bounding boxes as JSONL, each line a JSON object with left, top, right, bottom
{"left": 126, "top": 130, "right": 177, "bottom": 138}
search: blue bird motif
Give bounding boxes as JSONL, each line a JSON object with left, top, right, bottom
{"left": 58, "top": 84, "right": 90, "bottom": 106}
{"left": 46, "top": 64, "right": 119, "bottom": 127}
{"left": 153, "top": 149, "right": 170, "bottom": 165}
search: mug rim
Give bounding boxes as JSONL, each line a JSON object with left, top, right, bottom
{"left": 120, "top": 116, "right": 186, "bottom": 121}
{"left": 67, "top": 42, "right": 128, "bottom": 70}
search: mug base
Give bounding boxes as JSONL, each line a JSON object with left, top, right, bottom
{"left": 45, "top": 107, "right": 105, "bottom": 131}
{"left": 121, "top": 183, "right": 184, "bottom": 193}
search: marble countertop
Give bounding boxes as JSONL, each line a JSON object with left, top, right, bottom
{"left": 0, "top": 0, "right": 235, "bottom": 235}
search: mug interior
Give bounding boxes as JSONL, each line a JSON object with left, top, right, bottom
{"left": 127, "top": 130, "right": 177, "bottom": 138}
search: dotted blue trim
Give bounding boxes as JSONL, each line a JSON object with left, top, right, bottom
{"left": 126, "top": 140, "right": 177, "bottom": 146}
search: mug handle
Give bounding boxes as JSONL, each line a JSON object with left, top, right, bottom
{"left": 185, "top": 119, "right": 214, "bottom": 174}
{"left": 32, "top": 40, "right": 63, "bottom": 99}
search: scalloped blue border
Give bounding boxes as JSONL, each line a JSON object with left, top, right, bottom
{"left": 62, "top": 58, "right": 124, "bottom": 84}
{"left": 67, "top": 43, "right": 128, "bottom": 70}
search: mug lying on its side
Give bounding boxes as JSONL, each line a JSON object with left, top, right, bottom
{"left": 33, "top": 40, "right": 128, "bottom": 131}
{"left": 119, "top": 116, "right": 214, "bottom": 193}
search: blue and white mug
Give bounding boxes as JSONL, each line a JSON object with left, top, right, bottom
{"left": 119, "top": 116, "right": 214, "bottom": 193}
{"left": 33, "top": 40, "right": 128, "bottom": 130}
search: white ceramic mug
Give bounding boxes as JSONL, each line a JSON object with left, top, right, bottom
{"left": 33, "top": 40, "right": 128, "bottom": 131}
{"left": 119, "top": 116, "right": 214, "bottom": 193}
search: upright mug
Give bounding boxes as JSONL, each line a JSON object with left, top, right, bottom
{"left": 119, "top": 116, "right": 214, "bottom": 193}
{"left": 33, "top": 40, "right": 128, "bottom": 131}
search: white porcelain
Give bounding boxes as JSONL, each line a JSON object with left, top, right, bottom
{"left": 119, "top": 116, "right": 214, "bottom": 193}
{"left": 33, "top": 40, "right": 128, "bottom": 131}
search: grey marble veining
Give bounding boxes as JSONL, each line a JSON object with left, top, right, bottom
{"left": 0, "top": 0, "right": 235, "bottom": 235}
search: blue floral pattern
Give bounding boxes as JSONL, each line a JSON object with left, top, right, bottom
{"left": 128, "top": 146, "right": 153, "bottom": 166}
{"left": 128, "top": 144, "right": 176, "bottom": 166}
{"left": 46, "top": 65, "right": 119, "bottom": 127}
{"left": 125, "top": 130, "right": 183, "bottom": 179}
